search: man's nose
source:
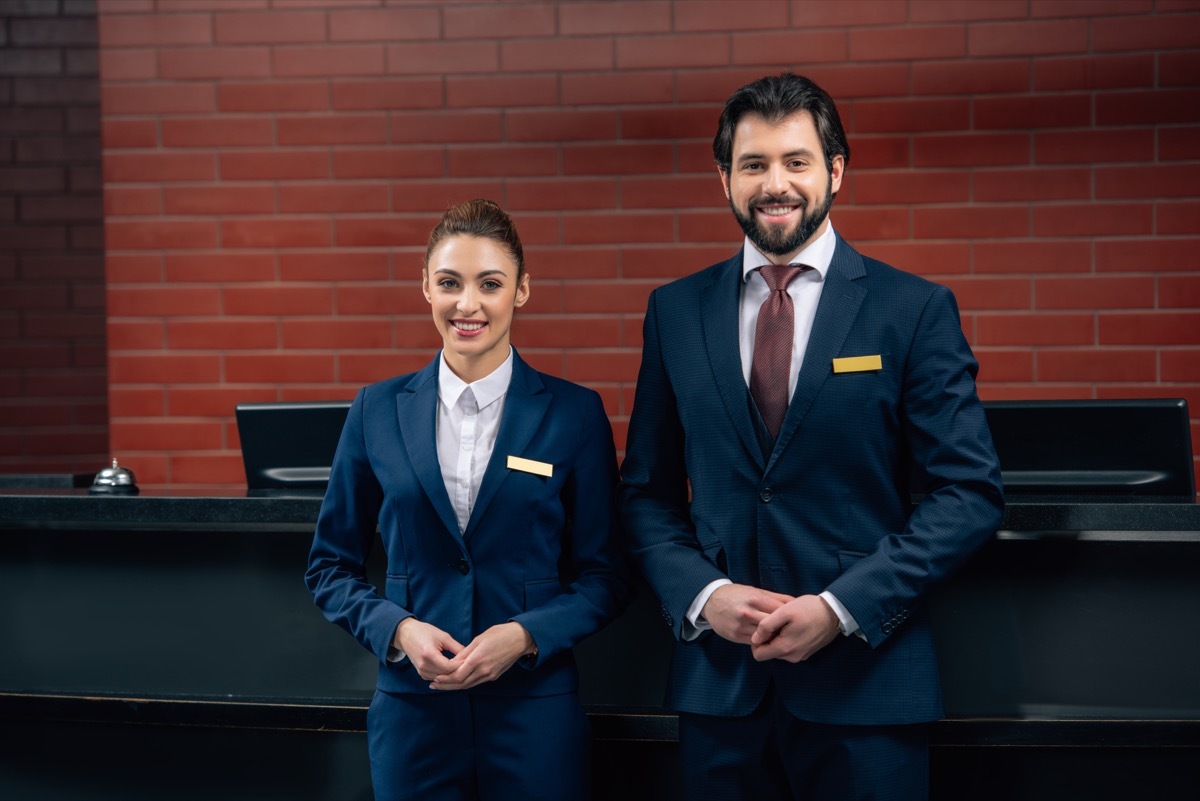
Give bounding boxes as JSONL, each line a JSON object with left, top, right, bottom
{"left": 763, "top": 164, "right": 789, "bottom": 196}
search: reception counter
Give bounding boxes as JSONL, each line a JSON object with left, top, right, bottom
{"left": 2, "top": 489, "right": 1199, "bottom": 800}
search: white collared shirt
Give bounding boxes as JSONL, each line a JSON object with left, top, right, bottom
{"left": 686, "top": 222, "right": 862, "bottom": 640}
{"left": 436, "top": 348, "right": 513, "bottom": 534}
{"left": 738, "top": 221, "right": 836, "bottom": 398}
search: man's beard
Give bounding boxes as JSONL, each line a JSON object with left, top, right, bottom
{"left": 730, "top": 177, "right": 833, "bottom": 258}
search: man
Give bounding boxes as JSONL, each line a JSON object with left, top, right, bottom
{"left": 618, "top": 73, "right": 1004, "bottom": 800}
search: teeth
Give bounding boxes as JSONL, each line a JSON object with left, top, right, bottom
{"left": 760, "top": 206, "right": 794, "bottom": 215}
{"left": 456, "top": 322, "right": 484, "bottom": 331}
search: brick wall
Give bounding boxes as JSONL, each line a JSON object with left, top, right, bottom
{"left": 94, "top": 0, "right": 1200, "bottom": 489}
{"left": 1, "top": 0, "right": 107, "bottom": 476}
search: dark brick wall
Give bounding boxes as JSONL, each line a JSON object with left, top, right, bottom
{"left": 1, "top": 0, "right": 107, "bottom": 476}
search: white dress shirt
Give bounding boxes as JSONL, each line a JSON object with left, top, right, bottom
{"left": 685, "top": 223, "right": 862, "bottom": 640}
{"left": 436, "top": 348, "right": 513, "bottom": 534}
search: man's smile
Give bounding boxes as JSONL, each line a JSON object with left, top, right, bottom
{"left": 756, "top": 205, "right": 799, "bottom": 219}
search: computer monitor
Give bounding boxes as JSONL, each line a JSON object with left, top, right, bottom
{"left": 235, "top": 401, "right": 352, "bottom": 490}
{"left": 983, "top": 398, "right": 1195, "bottom": 496}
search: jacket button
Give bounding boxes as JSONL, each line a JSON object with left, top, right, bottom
{"left": 454, "top": 559, "right": 470, "bottom": 575}
{"left": 759, "top": 488, "right": 773, "bottom": 503}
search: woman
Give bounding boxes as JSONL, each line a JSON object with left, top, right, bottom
{"left": 305, "top": 199, "right": 630, "bottom": 800}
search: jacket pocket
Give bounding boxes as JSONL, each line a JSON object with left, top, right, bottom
{"left": 523, "top": 578, "right": 560, "bottom": 610}
{"left": 836, "top": 549, "right": 869, "bottom": 572}
{"left": 384, "top": 574, "right": 409, "bottom": 608}
{"left": 702, "top": 540, "right": 728, "bottom": 574}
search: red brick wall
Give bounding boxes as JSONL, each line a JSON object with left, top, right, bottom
{"left": 1, "top": 0, "right": 108, "bottom": 476}
{"left": 95, "top": 0, "right": 1200, "bottom": 489}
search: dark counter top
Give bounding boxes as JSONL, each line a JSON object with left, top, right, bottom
{"left": 997, "top": 496, "right": 1200, "bottom": 539}
{"left": 1, "top": 488, "right": 1197, "bottom": 538}
{"left": 0, "top": 488, "right": 325, "bottom": 532}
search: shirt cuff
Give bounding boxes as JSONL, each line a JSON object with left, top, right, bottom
{"left": 684, "top": 578, "right": 732, "bottom": 641}
{"left": 387, "top": 620, "right": 409, "bottom": 663}
{"left": 820, "top": 590, "right": 866, "bottom": 641}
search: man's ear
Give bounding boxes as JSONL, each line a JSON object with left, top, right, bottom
{"left": 829, "top": 154, "right": 845, "bottom": 195}
{"left": 718, "top": 167, "right": 731, "bottom": 200}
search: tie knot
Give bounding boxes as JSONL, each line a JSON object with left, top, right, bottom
{"left": 759, "top": 263, "right": 809, "bottom": 292}
{"left": 459, "top": 387, "right": 478, "bottom": 415}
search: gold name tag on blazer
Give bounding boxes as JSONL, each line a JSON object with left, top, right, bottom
{"left": 832, "top": 355, "right": 883, "bottom": 374}
{"left": 507, "top": 455, "right": 553, "bottom": 478}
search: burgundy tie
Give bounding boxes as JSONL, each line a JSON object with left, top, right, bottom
{"left": 750, "top": 263, "right": 809, "bottom": 438}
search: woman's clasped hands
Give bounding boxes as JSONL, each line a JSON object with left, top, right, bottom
{"left": 395, "top": 617, "right": 536, "bottom": 691}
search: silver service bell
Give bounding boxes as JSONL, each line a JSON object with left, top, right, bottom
{"left": 89, "top": 458, "right": 139, "bottom": 495}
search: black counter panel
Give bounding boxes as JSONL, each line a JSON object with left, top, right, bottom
{"left": 2, "top": 491, "right": 1199, "bottom": 800}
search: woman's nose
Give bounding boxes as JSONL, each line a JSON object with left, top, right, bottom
{"left": 456, "top": 288, "right": 479, "bottom": 314}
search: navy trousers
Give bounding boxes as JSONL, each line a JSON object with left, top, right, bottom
{"left": 366, "top": 689, "right": 590, "bottom": 801}
{"left": 678, "top": 687, "right": 929, "bottom": 801}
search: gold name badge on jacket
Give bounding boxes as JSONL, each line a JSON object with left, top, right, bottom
{"left": 507, "top": 455, "right": 553, "bottom": 478}
{"left": 832, "top": 355, "right": 883, "bottom": 374}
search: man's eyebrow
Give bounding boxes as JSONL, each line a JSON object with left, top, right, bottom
{"left": 735, "top": 148, "right": 816, "bottom": 163}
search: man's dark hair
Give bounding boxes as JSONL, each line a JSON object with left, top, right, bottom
{"left": 712, "top": 73, "right": 850, "bottom": 174}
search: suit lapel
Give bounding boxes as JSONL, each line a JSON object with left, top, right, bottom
{"left": 396, "top": 357, "right": 464, "bottom": 545}
{"left": 770, "top": 235, "right": 867, "bottom": 471}
{"left": 701, "top": 252, "right": 766, "bottom": 472}
{"left": 465, "top": 350, "right": 550, "bottom": 539}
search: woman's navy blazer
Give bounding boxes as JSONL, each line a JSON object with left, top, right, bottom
{"left": 306, "top": 349, "right": 630, "bottom": 697}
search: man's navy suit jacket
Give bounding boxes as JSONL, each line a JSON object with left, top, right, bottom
{"left": 618, "top": 236, "right": 1004, "bottom": 726}
{"left": 306, "top": 349, "right": 629, "bottom": 698}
